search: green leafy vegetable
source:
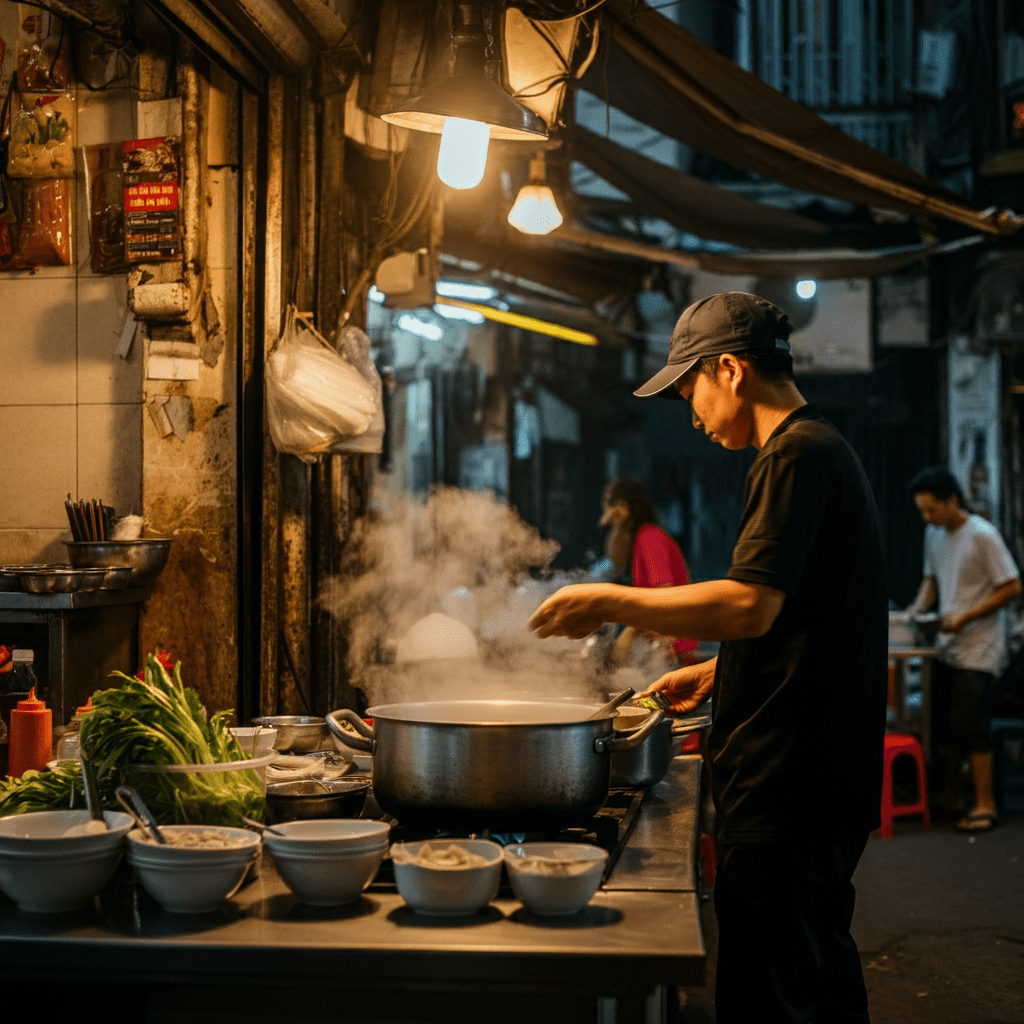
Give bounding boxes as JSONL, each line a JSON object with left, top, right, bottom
{"left": 0, "top": 654, "right": 263, "bottom": 827}
{"left": 0, "top": 760, "right": 117, "bottom": 816}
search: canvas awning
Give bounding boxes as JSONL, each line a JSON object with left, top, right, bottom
{"left": 581, "top": 0, "right": 1020, "bottom": 237}
{"left": 550, "top": 225, "right": 986, "bottom": 280}
{"left": 568, "top": 125, "right": 906, "bottom": 251}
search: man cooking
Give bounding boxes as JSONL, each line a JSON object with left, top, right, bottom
{"left": 529, "top": 292, "right": 888, "bottom": 1024}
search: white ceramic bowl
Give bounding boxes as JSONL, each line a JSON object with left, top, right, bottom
{"left": 263, "top": 819, "right": 390, "bottom": 906}
{"left": 391, "top": 838, "right": 503, "bottom": 916}
{"left": 0, "top": 809, "right": 134, "bottom": 912}
{"left": 503, "top": 842, "right": 608, "bottom": 915}
{"left": 230, "top": 726, "right": 279, "bottom": 756}
{"left": 126, "top": 825, "right": 261, "bottom": 913}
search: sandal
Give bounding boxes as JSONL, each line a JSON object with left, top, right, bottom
{"left": 955, "top": 811, "right": 998, "bottom": 832}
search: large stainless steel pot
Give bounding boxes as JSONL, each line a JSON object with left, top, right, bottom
{"left": 327, "top": 700, "right": 664, "bottom": 832}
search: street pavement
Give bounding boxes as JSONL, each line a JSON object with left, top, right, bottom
{"left": 678, "top": 765, "right": 1024, "bottom": 1023}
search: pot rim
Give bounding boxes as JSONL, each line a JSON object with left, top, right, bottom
{"left": 364, "top": 699, "right": 615, "bottom": 726}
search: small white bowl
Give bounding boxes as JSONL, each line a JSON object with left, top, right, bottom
{"left": 126, "top": 825, "right": 260, "bottom": 913}
{"left": 230, "top": 726, "right": 279, "bottom": 756}
{"left": 0, "top": 809, "right": 134, "bottom": 913}
{"left": 263, "top": 819, "right": 390, "bottom": 905}
{"left": 503, "top": 842, "right": 608, "bottom": 915}
{"left": 263, "top": 818, "right": 389, "bottom": 851}
{"left": 391, "top": 839, "right": 503, "bottom": 916}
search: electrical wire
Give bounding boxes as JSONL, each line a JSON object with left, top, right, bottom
{"left": 514, "top": 0, "right": 608, "bottom": 22}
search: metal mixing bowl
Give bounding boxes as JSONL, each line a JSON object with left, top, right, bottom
{"left": 100, "top": 565, "right": 133, "bottom": 589}
{"left": 74, "top": 568, "right": 109, "bottom": 591}
{"left": 264, "top": 779, "right": 371, "bottom": 824}
{"left": 64, "top": 539, "right": 171, "bottom": 586}
{"left": 19, "top": 568, "right": 84, "bottom": 594}
{"left": 252, "top": 715, "right": 330, "bottom": 753}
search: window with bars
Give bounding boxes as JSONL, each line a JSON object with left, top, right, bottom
{"left": 738, "top": 0, "right": 917, "bottom": 159}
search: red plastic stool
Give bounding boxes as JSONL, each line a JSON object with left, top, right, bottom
{"left": 679, "top": 732, "right": 701, "bottom": 755}
{"left": 879, "top": 733, "right": 930, "bottom": 838}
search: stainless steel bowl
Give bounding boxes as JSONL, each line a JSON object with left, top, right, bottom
{"left": 2, "top": 565, "right": 67, "bottom": 592}
{"left": 252, "top": 715, "right": 330, "bottom": 753}
{"left": 74, "top": 568, "right": 109, "bottom": 591}
{"left": 264, "top": 779, "right": 371, "bottom": 825}
{"left": 64, "top": 539, "right": 171, "bottom": 586}
{"left": 100, "top": 565, "right": 133, "bottom": 589}
{"left": 19, "top": 568, "right": 84, "bottom": 594}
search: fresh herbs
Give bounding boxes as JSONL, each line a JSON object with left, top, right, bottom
{"left": 81, "top": 654, "right": 242, "bottom": 769}
{"left": 0, "top": 760, "right": 117, "bottom": 816}
{"left": 0, "top": 654, "right": 263, "bottom": 826}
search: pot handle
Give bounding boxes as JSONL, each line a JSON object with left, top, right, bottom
{"left": 594, "top": 710, "right": 665, "bottom": 754}
{"left": 326, "top": 709, "right": 377, "bottom": 754}
{"left": 670, "top": 712, "right": 713, "bottom": 737}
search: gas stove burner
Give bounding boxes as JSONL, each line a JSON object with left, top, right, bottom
{"left": 367, "top": 787, "right": 646, "bottom": 891}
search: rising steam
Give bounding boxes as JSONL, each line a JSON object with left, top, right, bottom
{"left": 318, "top": 485, "right": 607, "bottom": 706}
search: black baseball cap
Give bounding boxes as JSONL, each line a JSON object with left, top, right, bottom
{"left": 634, "top": 292, "right": 793, "bottom": 399}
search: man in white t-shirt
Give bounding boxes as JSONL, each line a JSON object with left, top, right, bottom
{"left": 907, "top": 467, "right": 1022, "bottom": 832}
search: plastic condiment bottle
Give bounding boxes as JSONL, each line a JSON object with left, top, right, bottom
{"left": 54, "top": 697, "right": 94, "bottom": 761}
{"left": 9, "top": 648, "right": 38, "bottom": 694}
{"left": 8, "top": 687, "right": 52, "bottom": 777}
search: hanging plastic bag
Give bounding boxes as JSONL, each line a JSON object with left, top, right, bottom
{"left": 0, "top": 177, "right": 72, "bottom": 269}
{"left": 325, "top": 321, "right": 385, "bottom": 455}
{"left": 6, "top": 87, "right": 75, "bottom": 179}
{"left": 265, "top": 306, "right": 379, "bottom": 463}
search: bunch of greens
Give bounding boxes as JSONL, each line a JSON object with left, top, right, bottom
{"left": 0, "top": 654, "right": 264, "bottom": 827}
{"left": 0, "top": 760, "right": 118, "bottom": 817}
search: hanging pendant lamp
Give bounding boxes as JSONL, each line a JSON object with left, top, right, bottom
{"left": 381, "top": 2, "right": 548, "bottom": 189}
{"left": 508, "top": 152, "right": 563, "bottom": 235}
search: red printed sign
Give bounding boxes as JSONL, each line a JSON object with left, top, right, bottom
{"left": 124, "top": 180, "right": 179, "bottom": 213}
{"left": 122, "top": 137, "right": 182, "bottom": 262}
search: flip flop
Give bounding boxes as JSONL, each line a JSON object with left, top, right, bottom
{"left": 955, "top": 812, "right": 998, "bottom": 832}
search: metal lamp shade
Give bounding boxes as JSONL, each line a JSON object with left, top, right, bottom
{"left": 381, "top": 74, "right": 548, "bottom": 141}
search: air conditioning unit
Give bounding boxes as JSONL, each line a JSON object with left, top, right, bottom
{"left": 687, "top": 272, "right": 872, "bottom": 372}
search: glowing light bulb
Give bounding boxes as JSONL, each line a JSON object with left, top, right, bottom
{"left": 796, "top": 279, "right": 817, "bottom": 300}
{"left": 436, "top": 117, "right": 490, "bottom": 190}
{"left": 508, "top": 183, "right": 563, "bottom": 235}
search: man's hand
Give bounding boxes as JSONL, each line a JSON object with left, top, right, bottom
{"left": 940, "top": 611, "right": 969, "bottom": 633}
{"left": 528, "top": 583, "right": 617, "bottom": 639}
{"left": 641, "top": 657, "right": 716, "bottom": 715}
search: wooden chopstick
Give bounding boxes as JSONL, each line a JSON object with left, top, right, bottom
{"left": 65, "top": 497, "right": 82, "bottom": 541}
{"left": 74, "top": 502, "right": 90, "bottom": 540}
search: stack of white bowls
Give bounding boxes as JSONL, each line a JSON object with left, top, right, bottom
{"left": 0, "top": 809, "right": 134, "bottom": 913}
{"left": 263, "top": 818, "right": 390, "bottom": 905}
{"left": 125, "top": 825, "right": 261, "bottom": 913}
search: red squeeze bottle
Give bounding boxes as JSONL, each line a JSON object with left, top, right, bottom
{"left": 8, "top": 688, "right": 52, "bottom": 777}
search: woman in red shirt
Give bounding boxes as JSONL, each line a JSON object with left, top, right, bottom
{"left": 599, "top": 478, "right": 698, "bottom": 666}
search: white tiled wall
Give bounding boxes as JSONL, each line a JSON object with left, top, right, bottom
{"left": 0, "top": 7, "right": 142, "bottom": 564}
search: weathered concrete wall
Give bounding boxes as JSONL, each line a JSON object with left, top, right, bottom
{"left": 139, "top": 52, "right": 241, "bottom": 715}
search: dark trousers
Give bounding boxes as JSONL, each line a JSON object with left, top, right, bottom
{"left": 714, "top": 834, "right": 871, "bottom": 1024}
{"left": 930, "top": 661, "right": 995, "bottom": 800}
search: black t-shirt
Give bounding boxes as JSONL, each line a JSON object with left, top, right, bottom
{"left": 710, "top": 405, "right": 888, "bottom": 843}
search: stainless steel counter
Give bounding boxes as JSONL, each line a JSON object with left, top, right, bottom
{"left": 0, "top": 757, "right": 705, "bottom": 1024}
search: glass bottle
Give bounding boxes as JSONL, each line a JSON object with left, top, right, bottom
{"left": 55, "top": 697, "right": 94, "bottom": 762}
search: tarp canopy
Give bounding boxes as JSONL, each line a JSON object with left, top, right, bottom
{"left": 568, "top": 125, "right": 907, "bottom": 251}
{"left": 551, "top": 226, "right": 987, "bottom": 280}
{"left": 580, "top": 0, "right": 1020, "bottom": 237}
